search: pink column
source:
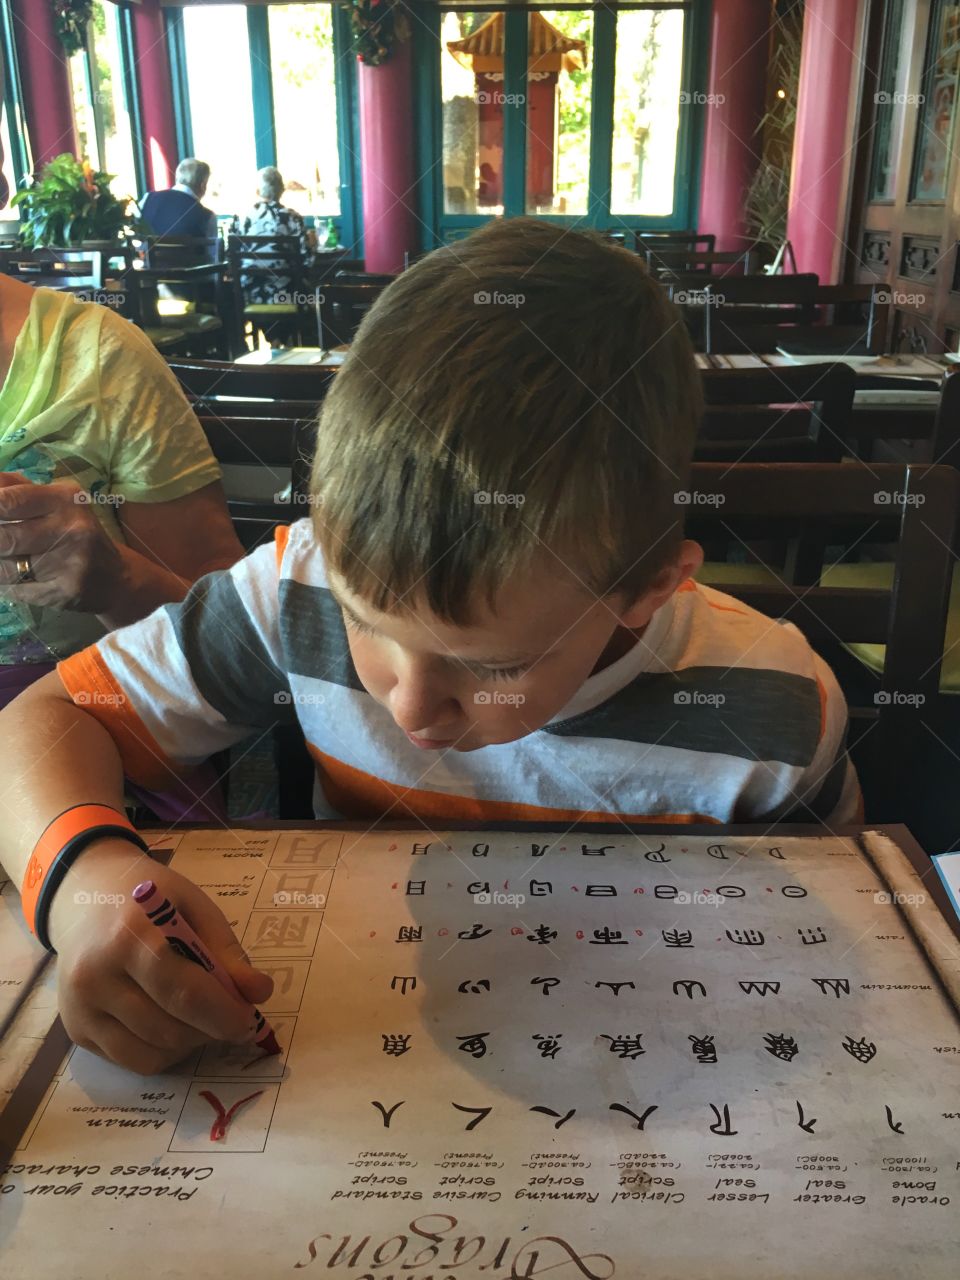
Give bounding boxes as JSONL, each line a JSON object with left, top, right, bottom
{"left": 697, "top": 0, "right": 772, "bottom": 251}
{"left": 133, "top": 0, "right": 179, "bottom": 190}
{"left": 786, "top": 0, "right": 865, "bottom": 282}
{"left": 11, "top": 0, "right": 78, "bottom": 167}
{"left": 358, "top": 37, "right": 418, "bottom": 272}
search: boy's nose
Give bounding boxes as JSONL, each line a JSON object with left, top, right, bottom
{"left": 388, "top": 675, "right": 459, "bottom": 737}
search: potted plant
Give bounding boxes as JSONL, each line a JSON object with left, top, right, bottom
{"left": 11, "top": 153, "right": 143, "bottom": 250}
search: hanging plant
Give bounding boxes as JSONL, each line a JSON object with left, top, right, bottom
{"left": 52, "top": 0, "right": 94, "bottom": 57}
{"left": 340, "top": 0, "right": 410, "bottom": 67}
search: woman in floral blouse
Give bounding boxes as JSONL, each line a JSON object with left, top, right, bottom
{"left": 239, "top": 167, "right": 314, "bottom": 303}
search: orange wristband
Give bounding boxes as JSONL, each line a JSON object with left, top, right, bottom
{"left": 22, "top": 804, "right": 149, "bottom": 950}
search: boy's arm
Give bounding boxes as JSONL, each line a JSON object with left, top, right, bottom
{"left": 785, "top": 656, "right": 862, "bottom": 826}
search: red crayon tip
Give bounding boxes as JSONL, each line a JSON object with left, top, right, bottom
{"left": 256, "top": 1028, "right": 282, "bottom": 1057}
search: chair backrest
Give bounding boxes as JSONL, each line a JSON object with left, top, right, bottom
{"left": 143, "top": 236, "right": 221, "bottom": 269}
{"left": 647, "top": 247, "right": 754, "bottom": 277}
{"left": 226, "top": 233, "right": 307, "bottom": 307}
{"left": 698, "top": 362, "right": 855, "bottom": 462}
{"left": 5, "top": 247, "right": 103, "bottom": 292}
{"left": 334, "top": 270, "right": 397, "bottom": 286}
{"left": 317, "top": 281, "right": 388, "bottom": 347}
{"left": 683, "top": 463, "right": 959, "bottom": 777}
{"left": 637, "top": 231, "right": 716, "bottom": 256}
{"left": 699, "top": 277, "right": 888, "bottom": 356}
{"left": 167, "top": 358, "right": 335, "bottom": 405}
{"left": 849, "top": 365, "right": 960, "bottom": 470}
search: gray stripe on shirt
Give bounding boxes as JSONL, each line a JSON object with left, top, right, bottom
{"left": 544, "top": 666, "right": 821, "bottom": 766}
{"left": 166, "top": 570, "right": 295, "bottom": 728}
{"left": 278, "top": 579, "right": 364, "bottom": 690}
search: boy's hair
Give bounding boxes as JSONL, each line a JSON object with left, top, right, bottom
{"left": 311, "top": 217, "right": 703, "bottom": 624}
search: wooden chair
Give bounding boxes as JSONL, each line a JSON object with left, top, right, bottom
{"left": 637, "top": 231, "right": 716, "bottom": 258}
{"left": 701, "top": 278, "right": 887, "bottom": 356}
{"left": 167, "top": 358, "right": 336, "bottom": 406}
{"left": 334, "top": 270, "right": 397, "bottom": 286}
{"left": 135, "top": 263, "right": 229, "bottom": 358}
{"left": 4, "top": 247, "right": 103, "bottom": 292}
{"left": 114, "top": 268, "right": 191, "bottom": 355}
{"left": 227, "top": 233, "right": 313, "bottom": 350}
{"left": 698, "top": 363, "right": 855, "bottom": 464}
{"left": 142, "top": 235, "right": 221, "bottom": 270}
{"left": 646, "top": 247, "right": 755, "bottom": 279}
{"left": 317, "top": 281, "right": 387, "bottom": 348}
{"left": 685, "top": 461, "right": 960, "bottom": 822}
{"left": 846, "top": 365, "right": 960, "bottom": 471}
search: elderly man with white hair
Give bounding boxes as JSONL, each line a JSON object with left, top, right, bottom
{"left": 239, "top": 166, "right": 314, "bottom": 302}
{"left": 141, "top": 158, "right": 218, "bottom": 250}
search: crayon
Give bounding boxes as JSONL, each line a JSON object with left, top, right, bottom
{"left": 132, "top": 880, "right": 281, "bottom": 1056}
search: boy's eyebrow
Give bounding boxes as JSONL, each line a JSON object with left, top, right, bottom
{"left": 329, "top": 587, "right": 547, "bottom": 665}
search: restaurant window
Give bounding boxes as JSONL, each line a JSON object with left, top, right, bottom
{"left": 67, "top": 2, "right": 139, "bottom": 202}
{"left": 182, "top": 4, "right": 257, "bottom": 215}
{"left": 611, "top": 6, "right": 685, "bottom": 217}
{"left": 268, "top": 3, "right": 342, "bottom": 217}
{"left": 869, "top": 0, "right": 910, "bottom": 201}
{"left": 442, "top": 11, "right": 501, "bottom": 214}
{"left": 909, "top": 0, "right": 960, "bottom": 201}
{"left": 526, "top": 11, "right": 592, "bottom": 216}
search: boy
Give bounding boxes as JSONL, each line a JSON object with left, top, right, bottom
{"left": 0, "top": 219, "right": 858, "bottom": 1075}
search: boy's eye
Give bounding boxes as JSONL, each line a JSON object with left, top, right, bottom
{"left": 478, "top": 664, "right": 528, "bottom": 682}
{"left": 343, "top": 612, "right": 376, "bottom": 638}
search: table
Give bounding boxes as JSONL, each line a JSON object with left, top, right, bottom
{"left": 234, "top": 345, "right": 347, "bottom": 369}
{"left": 1, "top": 821, "right": 958, "bottom": 1279}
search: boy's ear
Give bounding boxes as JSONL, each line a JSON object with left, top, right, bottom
{"left": 617, "top": 540, "right": 705, "bottom": 627}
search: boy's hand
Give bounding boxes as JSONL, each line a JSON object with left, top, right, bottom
{"left": 46, "top": 841, "right": 275, "bottom": 1076}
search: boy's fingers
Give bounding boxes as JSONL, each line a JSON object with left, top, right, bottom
{"left": 83, "top": 1012, "right": 188, "bottom": 1078}
{"left": 176, "top": 883, "right": 275, "bottom": 1003}
{"left": 109, "top": 976, "right": 212, "bottom": 1056}
{"left": 128, "top": 940, "right": 258, "bottom": 1045}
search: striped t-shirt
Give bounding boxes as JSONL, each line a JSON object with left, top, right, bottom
{"left": 57, "top": 521, "right": 860, "bottom": 826}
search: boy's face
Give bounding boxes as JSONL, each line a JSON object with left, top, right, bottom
{"left": 329, "top": 541, "right": 702, "bottom": 753}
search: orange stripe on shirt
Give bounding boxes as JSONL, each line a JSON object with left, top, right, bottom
{"left": 678, "top": 578, "right": 747, "bottom": 615}
{"left": 57, "top": 646, "right": 188, "bottom": 790}
{"left": 307, "top": 744, "right": 720, "bottom": 826}
{"left": 815, "top": 674, "right": 828, "bottom": 741}
{"left": 275, "top": 524, "right": 291, "bottom": 573}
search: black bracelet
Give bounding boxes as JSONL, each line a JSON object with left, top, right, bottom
{"left": 35, "top": 825, "right": 150, "bottom": 952}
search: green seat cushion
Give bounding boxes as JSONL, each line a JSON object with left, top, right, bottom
{"left": 698, "top": 560, "right": 960, "bottom": 693}
{"left": 161, "top": 312, "right": 222, "bottom": 333}
{"left": 144, "top": 327, "right": 187, "bottom": 351}
{"left": 244, "top": 303, "right": 299, "bottom": 317}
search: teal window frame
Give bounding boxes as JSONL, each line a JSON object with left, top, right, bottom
{"left": 0, "top": 0, "right": 31, "bottom": 190}
{"left": 66, "top": 1, "right": 144, "bottom": 189}
{"left": 164, "top": 3, "right": 362, "bottom": 250}
{"left": 415, "top": 0, "right": 709, "bottom": 248}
